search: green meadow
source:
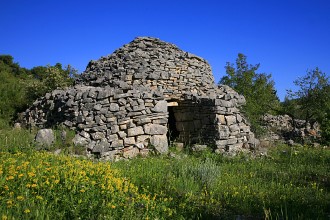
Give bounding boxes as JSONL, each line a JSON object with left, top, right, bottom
{"left": 0, "top": 128, "right": 329, "bottom": 219}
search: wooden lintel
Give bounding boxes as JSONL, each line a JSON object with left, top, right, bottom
{"left": 167, "top": 102, "right": 178, "bottom": 107}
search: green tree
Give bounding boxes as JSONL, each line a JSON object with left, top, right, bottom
{"left": 219, "top": 53, "right": 280, "bottom": 136}
{"left": 26, "top": 63, "right": 78, "bottom": 100}
{"left": 0, "top": 55, "right": 78, "bottom": 128}
{"left": 0, "top": 55, "right": 31, "bottom": 127}
{"left": 286, "top": 68, "right": 330, "bottom": 144}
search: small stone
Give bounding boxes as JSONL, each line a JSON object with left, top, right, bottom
{"left": 216, "top": 115, "right": 226, "bottom": 124}
{"left": 111, "top": 139, "right": 124, "bottom": 148}
{"left": 118, "top": 131, "right": 127, "bottom": 138}
{"left": 225, "top": 115, "right": 236, "bottom": 125}
{"left": 135, "top": 143, "right": 144, "bottom": 149}
{"left": 191, "top": 144, "right": 208, "bottom": 152}
{"left": 93, "top": 104, "right": 102, "bottom": 111}
{"left": 90, "top": 132, "right": 105, "bottom": 140}
{"left": 123, "top": 147, "right": 139, "bottom": 159}
{"left": 124, "top": 137, "right": 136, "bottom": 145}
{"left": 73, "top": 134, "right": 89, "bottom": 146}
{"left": 110, "top": 103, "right": 120, "bottom": 112}
{"left": 14, "top": 123, "right": 21, "bottom": 130}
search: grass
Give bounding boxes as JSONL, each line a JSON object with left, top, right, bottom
{"left": 0, "top": 128, "right": 329, "bottom": 219}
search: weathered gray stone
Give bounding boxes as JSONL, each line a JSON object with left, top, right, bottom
{"left": 14, "top": 123, "right": 21, "bottom": 130}
{"left": 92, "top": 139, "right": 110, "bottom": 153}
{"left": 90, "top": 132, "right": 105, "bottom": 140}
{"left": 191, "top": 144, "right": 208, "bottom": 152}
{"left": 123, "top": 147, "right": 139, "bottom": 159}
{"left": 35, "top": 129, "right": 55, "bottom": 147}
{"left": 124, "top": 137, "right": 135, "bottom": 145}
{"left": 111, "top": 139, "right": 124, "bottom": 148}
{"left": 150, "top": 134, "right": 168, "bottom": 153}
{"left": 73, "top": 134, "right": 89, "bottom": 146}
{"left": 127, "top": 126, "right": 144, "bottom": 136}
{"left": 144, "top": 124, "right": 167, "bottom": 135}
{"left": 93, "top": 104, "right": 102, "bottom": 111}
{"left": 225, "top": 115, "right": 236, "bottom": 125}
{"left": 136, "top": 135, "right": 150, "bottom": 145}
{"left": 152, "top": 100, "right": 167, "bottom": 113}
{"left": 109, "top": 103, "right": 120, "bottom": 112}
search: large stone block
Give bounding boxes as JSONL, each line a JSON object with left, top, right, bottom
{"left": 127, "top": 126, "right": 144, "bottom": 136}
{"left": 150, "top": 134, "right": 168, "bottom": 153}
{"left": 151, "top": 100, "right": 167, "bottom": 113}
{"left": 35, "top": 129, "right": 55, "bottom": 147}
{"left": 144, "top": 124, "right": 167, "bottom": 135}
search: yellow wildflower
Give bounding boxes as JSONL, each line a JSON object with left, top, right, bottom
{"left": 28, "top": 172, "right": 36, "bottom": 178}
{"left": 6, "top": 176, "right": 14, "bottom": 181}
{"left": 6, "top": 200, "right": 13, "bottom": 207}
{"left": 24, "top": 209, "right": 31, "bottom": 214}
{"left": 17, "top": 196, "right": 24, "bottom": 201}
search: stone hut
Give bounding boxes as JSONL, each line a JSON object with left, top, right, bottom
{"left": 22, "top": 37, "right": 257, "bottom": 160}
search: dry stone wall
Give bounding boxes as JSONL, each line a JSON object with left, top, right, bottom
{"left": 261, "top": 114, "right": 320, "bottom": 145}
{"left": 22, "top": 37, "right": 258, "bottom": 159}
{"left": 24, "top": 85, "right": 169, "bottom": 160}
{"left": 170, "top": 85, "right": 256, "bottom": 154}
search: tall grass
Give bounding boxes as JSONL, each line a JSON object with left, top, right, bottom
{"left": 113, "top": 146, "right": 330, "bottom": 219}
{"left": 0, "top": 128, "right": 329, "bottom": 219}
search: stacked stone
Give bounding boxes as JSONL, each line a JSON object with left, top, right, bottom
{"left": 77, "top": 37, "right": 217, "bottom": 100}
{"left": 213, "top": 85, "right": 257, "bottom": 154}
{"left": 171, "top": 85, "right": 256, "bottom": 155}
{"left": 22, "top": 36, "right": 258, "bottom": 159}
{"left": 261, "top": 114, "right": 320, "bottom": 144}
{"left": 24, "top": 85, "right": 169, "bottom": 160}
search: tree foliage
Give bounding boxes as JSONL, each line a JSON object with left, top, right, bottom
{"left": 26, "top": 63, "right": 77, "bottom": 100}
{"left": 0, "top": 55, "right": 77, "bottom": 127}
{"left": 286, "top": 68, "right": 330, "bottom": 144}
{"left": 219, "top": 53, "right": 280, "bottom": 136}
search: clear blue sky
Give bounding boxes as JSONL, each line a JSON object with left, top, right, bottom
{"left": 1, "top": 0, "right": 329, "bottom": 101}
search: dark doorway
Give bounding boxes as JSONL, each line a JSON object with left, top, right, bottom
{"left": 167, "top": 106, "right": 179, "bottom": 142}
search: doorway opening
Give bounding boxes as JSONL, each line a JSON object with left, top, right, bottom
{"left": 167, "top": 105, "right": 179, "bottom": 142}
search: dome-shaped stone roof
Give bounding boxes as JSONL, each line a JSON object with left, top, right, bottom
{"left": 77, "top": 37, "right": 217, "bottom": 100}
